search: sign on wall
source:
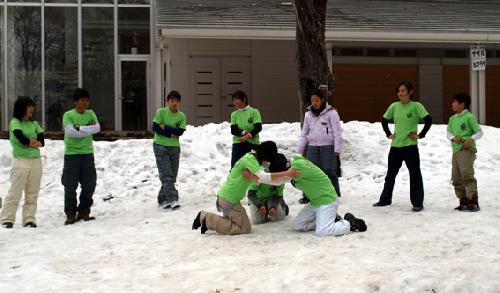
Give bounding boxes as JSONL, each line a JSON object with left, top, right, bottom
{"left": 471, "top": 47, "right": 486, "bottom": 71}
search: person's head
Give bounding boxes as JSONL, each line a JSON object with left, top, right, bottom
{"left": 269, "top": 153, "right": 289, "bottom": 172}
{"left": 166, "top": 90, "right": 181, "bottom": 112}
{"left": 13, "top": 96, "right": 36, "bottom": 121}
{"left": 310, "top": 89, "right": 326, "bottom": 110}
{"left": 73, "top": 88, "right": 90, "bottom": 113}
{"left": 255, "top": 141, "right": 278, "bottom": 165}
{"left": 395, "top": 81, "right": 415, "bottom": 104}
{"left": 232, "top": 90, "right": 248, "bottom": 109}
{"left": 452, "top": 92, "right": 471, "bottom": 112}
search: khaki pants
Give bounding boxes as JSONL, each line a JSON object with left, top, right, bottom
{"left": 451, "top": 149, "right": 477, "bottom": 199}
{"left": 201, "top": 198, "right": 251, "bottom": 235}
{"left": 1, "top": 157, "right": 42, "bottom": 225}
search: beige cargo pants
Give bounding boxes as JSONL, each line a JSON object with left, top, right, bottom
{"left": 201, "top": 197, "right": 251, "bottom": 235}
{"left": 451, "top": 149, "right": 477, "bottom": 199}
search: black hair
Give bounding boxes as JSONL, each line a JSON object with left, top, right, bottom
{"left": 255, "top": 141, "right": 278, "bottom": 164}
{"left": 232, "top": 90, "right": 248, "bottom": 105}
{"left": 73, "top": 88, "right": 90, "bottom": 101}
{"left": 13, "top": 96, "right": 35, "bottom": 120}
{"left": 269, "top": 153, "right": 288, "bottom": 172}
{"left": 310, "top": 88, "right": 326, "bottom": 116}
{"left": 167, "top": 90, "right": 181, "bottom": 101}
{"left": 395, "top": 81, "right": 415, "bottom": 100}
{"left": 453, "top": 92, "right": 471, "bottom": 109}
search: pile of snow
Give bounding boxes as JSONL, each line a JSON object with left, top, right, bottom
{"left": 1, "top": 121, "right": 499, "bottom": 292}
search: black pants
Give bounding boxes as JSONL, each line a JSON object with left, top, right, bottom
{"left": 231, "top": 142, "right": 256, "bottom": 168}
{"left": 378, "top": 145, "right": 424, "bottom": 208}
{"left": 62, "top": 154, "right": 97, "bottom": 213}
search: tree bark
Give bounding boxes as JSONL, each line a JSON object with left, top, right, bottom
{"left": 292, "top": 0, "right": 333, "bottom": 115}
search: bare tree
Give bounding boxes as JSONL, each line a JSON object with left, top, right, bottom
{"left": 292, "top": 0, "right": 333, "bottom": 114}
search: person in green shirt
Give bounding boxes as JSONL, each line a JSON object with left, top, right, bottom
{"left": 373, "top": 81, "right": 432, "bottom": 212}
{"left": 192, "top": 141, "right": 298, "bottom": 235}
{"left": 230, "top": 90, "right": 262, "bottom": 168}
{"left": 62, "top": 88, "right": 101, "bottom": 225}
{"left": 447, "top": 93, "right": 483, "bottom": 212}
{"left": 1, "top": 97, "right": 44, "bottom": 229}
{"left": 152, "top": 90, "right": 186, "bottom": 210}
{"left": 247, "top": 153, "right": 367, "bottom": 237}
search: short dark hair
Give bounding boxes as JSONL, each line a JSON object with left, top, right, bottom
{"left": 232, "top": 90, "right": 248, "bottom": 105}
{"left": 167, "top": 90, "right": 181, "bottom": 101}
{"left": 255, "top": 141, "right": 278, "bottom": 164}
{"left": 395, "top": 81, "right": 415, "bottom": 100}
{"left": 269, "top": 153, "right": 289, "bottom": 172}
{"left": 453, "top": 92, "right": 471, "bottom": 109}
{"left": 73, "top": 88, "right": 90, "bottom": 101}
{"left": 310, "top": 89, "right": 325, "bottom": 100}
{"left": 13, "top": 96, "right": 35, "bottom": 120}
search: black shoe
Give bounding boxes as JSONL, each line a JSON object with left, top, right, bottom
{"left": 412, "top": 206, "right": 424, "bottom": 212}
{"left": 2, "top": 222, "right": 13, "bottom": 229}
{"left": 201, "top": 219, "right": 208, "bottom": 234}
{"left": 283, "top": 204, "right": 290, "bottom": 216}
{"left": 192, "top": 212, "right": 202, "bottom": 230}
{"left": 465, "top": 204, "right": 480, "bottom": 212}
{"left": 298, "top": 197, "right": 310, "bottom": 204}
{"left": 454, "top": 197, "right": 468, "bottom": 211}
{"left": 334, "top": 214, "right": 342, "bottom": 222}
{"left": 344, "top": 213, "right": 367, "bottom": 232}
{"left": 24, "top": 222, "right": 37, "bottom": 228}
{"left": 373, "top": 201, "right": 391, "bottom": 207}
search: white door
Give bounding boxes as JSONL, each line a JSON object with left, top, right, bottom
{"left": 191, "top": 57, "right": 250, "bottom": 124}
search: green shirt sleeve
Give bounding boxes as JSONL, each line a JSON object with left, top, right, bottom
{"left": 35, "top": 121, "right": 44, "bottom": 133}
{"left": 253, "top": 108, "right": 262, "bottom": 124}
{"left": 246, "top": 157, "right": 262, "bottom": 174}
{"left": 63, "top": 111, "right": 72, "bottom": 127}
{"left": 230, "top": 111, "right": 236, "bottom": 124}
{"left": 467, "top": 115, "right": 481, "bottom": 133}
{"left": 91, "top": 110, "right": 98, "bottom": 124}
{"left": 179, "top": 113, "right": 187, "bottom": 129}
{"left": 383, "top": 103, "right": 395, "bottom": 120}
{"left": 415, "top": 102, "right": 429, "bottom": 119}
{"left": 153, "top": 109, "right": 161, "bottom": 124}
{"left": 10, "top": 119, "right": 21, "bottom": 131}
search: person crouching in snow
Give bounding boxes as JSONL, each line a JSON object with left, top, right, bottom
{"left": 247, "top": 160, "right": 290, "bottom": 225}
{"left": 192, "top": 141, "right": 299, "bottom": 235}
{"left": 245, "top": 153, "right": 367, "bottom": 236}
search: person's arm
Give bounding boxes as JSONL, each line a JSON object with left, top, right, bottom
{"left": 164, "top": 126, "right": 185, "bottom": 137}
{"left": 447, "top": 130, "right": 455, "bottom": 141}
{"left": 152, "top": 122, "right": 172, "bottom": 137}
{"left": 381, "top": 117, "right": 392, "bottom": 138}
{"left": 251, "top": 169, "right": 299, "bottom": 186}
{"left": 247, "top": 189, "right": 263, "bottom": 206}
{"left": 329, "top": 110, "right": 343, "bottom": 154}
{"left": 13, "top": 129, "right": 30, "bottom": 146}
{"left": 471, "top": 131, "right": 483, "bottom": 141}
{"left": 249, "top": 122, "right": 262, "bottom": 137}
{"left": 417, "top": 115, "right": 432, "bottom": 138}
{"left": 64, "top": 125, "right": 89, "bottom": 138}
{"left": 79, "top": 121, "right": 100, "bottom": 135}
{"left": 36, "top": 132, "right": 45, "bottom": 147}
{"left": 231, "top": 124, "right": 245, "bottom": 137}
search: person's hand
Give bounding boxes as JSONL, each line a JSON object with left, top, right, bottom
{"left": 286, "top": 168, "right": 300, "bottom": 178}
{"left": 452, "top": 136, "right": 462, "bottom": 143}
{"left": 159, "top": 124, "right": 165, "bottom": 129}
{"left": 409, "top": 132, "right": 420, "bottom": 140}
{"left": 462, "top": 138, "right": 474, "bottom": 149}
{"left": 258, "top": 205, "right": 267, "bottom": 216}
{"left": 29, "top": 140, "right": 42, "bottom": 148}
{"left": 267, "top": 207, "right": 276, "bottom": 218}
{"left": 239, "top": 132, "right": 251, "bottom": 142}
{"left": 388, "top": 133, "right": 395, "bottom": 139}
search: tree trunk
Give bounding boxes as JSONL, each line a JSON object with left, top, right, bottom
{"left": 292, "top": 0, "right": 333, "bottom": 116}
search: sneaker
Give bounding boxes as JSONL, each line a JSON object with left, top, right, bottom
{"left": 454, "top": 198, "right": 469, "bottom": 211}
{"left": 465, "top": 204, "right": 480, "bottom": 212}
{"left": 171, "top": 201, "right": 181, "bottom": 210}
{"left": 373, "top": 201, "right": 391, "bottom": 207}
{"left": 344, "top": 213, "right": 367, "bottom": 232}
{"left": 192, "top": 212, "right": 202, "bottom": 230}
{"left": 412, "top": 206, "right": 424, "bottom": 212}
{"left": 2, "top": 222, "right": 13, "bottom": 229}
{"left": 298, "top": 197, "right": 310, "bottom": 204}
{"left": 201, "top": 219, "right": 208, "bottom": 234}
{"left": 23, "top": 222, "right": 37, "bottom": 228}
{"left": 64, "top": 212, "right": 77, "bottom": 225}
{"left": 77, "top": 210, "right": 96, "bottom": 221}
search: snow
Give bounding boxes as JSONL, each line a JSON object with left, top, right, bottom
{"left": 1, "top": 121, "right": 499, "bottom": 292}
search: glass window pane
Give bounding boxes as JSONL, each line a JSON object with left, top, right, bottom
{"left": 7, "top": 6, "right": 42, "bottom": 124}
{"left": 118, "top": 0, "right": 150, "bottom": 4}
{"left": 82, "top": 7, "right": 115, "bottom": 130}
{"left": 7, "top": 0, "right": 41, "bottom": 2}
{"left": 45, "top": 0, "right": 77, "bottom": 3}
{"left": 118, "top": 7, "right": 150, "bottom": 54}
{"left": 1, "top": 6, "right": 3, "bottom": 130}
{"left": 82, "top": 0, "right": 113, "bottom": 4}
{"left": 45, "top": 7, "right": 78, "bottom": 131}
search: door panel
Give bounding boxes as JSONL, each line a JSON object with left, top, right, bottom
{"left": 191, "top": 57, "right": 220, "bottom": 125}
{"left": 120, "top": 60, "right": 148, "bottom": 131}
{"left": 221, "top": 57, "right": 251, "bottom": 122}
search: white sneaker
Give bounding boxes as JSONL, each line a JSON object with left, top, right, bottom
{"left": 170, "top": 201, "right": 181, "bottom": 210}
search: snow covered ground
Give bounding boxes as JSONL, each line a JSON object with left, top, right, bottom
{"left": 1, "top": 121, "right": 499, "bottom": 292}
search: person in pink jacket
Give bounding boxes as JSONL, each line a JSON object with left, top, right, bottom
{"left": 297, "top": 89, "right": 342, "bottom": 204}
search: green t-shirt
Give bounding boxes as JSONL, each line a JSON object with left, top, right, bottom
{"left": 153, "top": 107, "right": 186, "bottom": 147}
{"left": 290, "top": 155, "right": 336, "bottom": 208}
{"left": 63, "top": 109, "right": 98, "bottom": 155}
{"left": 230, "top": 106, "right": 262, "bottom": 145}
{"left": 9, "top": 118, "right": 44, "bottom": 158}
{"left": 383, "top": 101, "right": 429, "bottom": 148}
{"left": 248, "top": 183, "right": 284, "bottom": 200}
{"left": 218, "top": 152, "right": 262, "bottom": 204}
{"left": 447, "top": 110, "right": 482, "bottom": 153}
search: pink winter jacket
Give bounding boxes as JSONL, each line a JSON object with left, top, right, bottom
{"left": 297, "top": 105, "right": 343, "bottom": 154}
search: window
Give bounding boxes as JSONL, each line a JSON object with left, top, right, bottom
{"left": 118, "top": 7, "right": 150, "bottom": 55}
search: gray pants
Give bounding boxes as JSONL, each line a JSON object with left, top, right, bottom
{"left": 62, "top": 154, "right": 97, "bottom": 213}
{"left": 250, "top": 199, "right": 286, "bottom": 225}
{"left": 306, "top": 145, "right": 341, "bottom": 196}
{"left": 153, "top": 143, "right": 180, "bottom": 205}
